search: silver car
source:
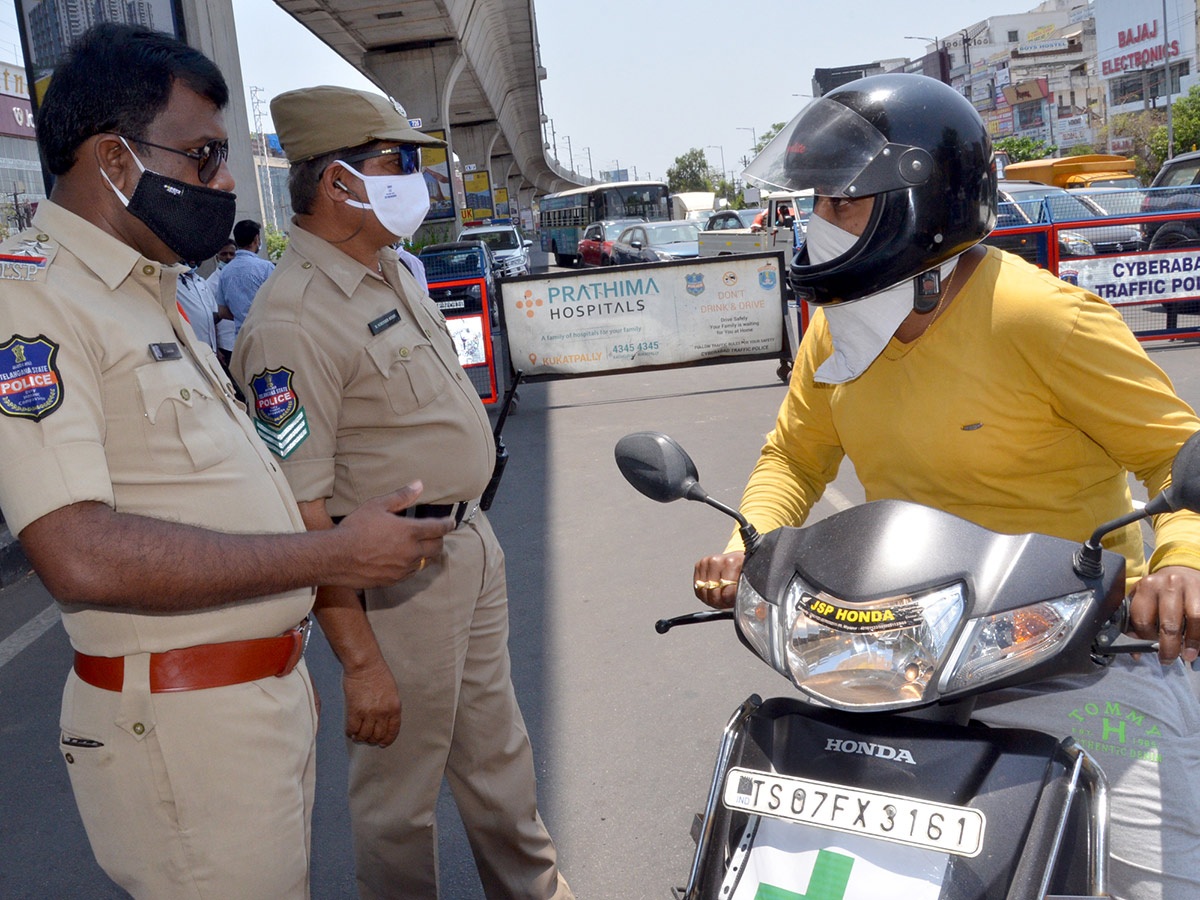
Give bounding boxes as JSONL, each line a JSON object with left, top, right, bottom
{"left": 456, "top": 223, "right": 532, "bottom": 277}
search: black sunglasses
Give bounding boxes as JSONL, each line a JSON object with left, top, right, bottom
{"left": 339, "top": 145, "right": 423, "bottom": 175}
{"left": 119, "top": 135, "right": 230, "bottom": 184}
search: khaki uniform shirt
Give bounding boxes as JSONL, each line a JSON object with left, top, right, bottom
{"left": 0, "top": 202, "right": 312, "bottom": 656}
{"left": 232, "top": 225, "right": 493, "bottom": 514}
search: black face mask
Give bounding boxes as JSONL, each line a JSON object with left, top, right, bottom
{"left": 101, "top": 141, "right": 236, "bottom": 265}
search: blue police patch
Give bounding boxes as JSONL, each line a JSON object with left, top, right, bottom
{"left": 250, "top": 367, "right": 308, "bottom": 458}
{"left": 685, "top": 273, "right": 705, "bottom": 296}
{"left": 0, "top": 335, "right": 63, "bottom": 420}
{"left": 758, "top": 263, "right": 778, "bottom": 291}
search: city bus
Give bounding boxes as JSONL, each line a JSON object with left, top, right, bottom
{"left": 538, "top": 181, "right": 670, "bottom": 267}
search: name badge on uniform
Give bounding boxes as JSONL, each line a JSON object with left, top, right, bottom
{"left": 148, "top": 342, "right": 182, "bottom": 361}
{"left": 368, "top": 309, "right": 401, "bottom": 336}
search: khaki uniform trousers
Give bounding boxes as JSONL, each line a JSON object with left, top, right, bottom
{"left": 59, "top": 657, "right": 318, "bottom": 899}
{"left": 350, "top": 513, "right": 568, "bottom": 900}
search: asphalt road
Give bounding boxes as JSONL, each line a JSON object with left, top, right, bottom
{"left": 3, "top": 279, "right": 1200, "bottom": 898}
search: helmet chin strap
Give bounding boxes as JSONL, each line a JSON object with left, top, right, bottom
{"left": 912, "top": 266, "right": 943, "bottom": 313}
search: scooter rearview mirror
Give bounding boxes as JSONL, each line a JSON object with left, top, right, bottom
{"left": 1142, "top": 429, "right": 1200, "bottom": 518}
{"left": 614, "top": 431, "right": 705, "bottom": 504}
{"left": 614, "top": 431, "right": 764, "bottom": 553}
{"left": 1078, "top": 429, "right": 1200, "bottom": 579}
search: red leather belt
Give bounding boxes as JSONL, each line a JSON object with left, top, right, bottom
{"left": 73, "top": 620, "right": 311, "bottom": 693}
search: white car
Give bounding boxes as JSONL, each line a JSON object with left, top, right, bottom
{"left": 456, "top": 223, "right": 532, "bottom": 277}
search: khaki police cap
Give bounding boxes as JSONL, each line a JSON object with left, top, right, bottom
{"left": 271, "top": 85, "right": 445, "bottom": 163}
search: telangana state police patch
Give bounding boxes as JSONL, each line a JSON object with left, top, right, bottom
{"left": 250, "top": 367, "right": 308, "bottom": 458}
{"left": 0, "top": 335, "right": 63, "bottom": 420}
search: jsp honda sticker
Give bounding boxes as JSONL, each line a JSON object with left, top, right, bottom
{"left": 0, "top": 334, "right": 63, "bottom": 420}
{"left": 799, "top": 594, "right": 924, "bottom": 634}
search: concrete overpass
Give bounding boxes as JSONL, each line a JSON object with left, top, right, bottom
{"left": 269, "top": 0, "right": 589, "bottom": 230}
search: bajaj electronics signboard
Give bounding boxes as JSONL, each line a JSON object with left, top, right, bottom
{"left": 501, "top": 255, "right": 785, "bottom": 376}
{"left": 1093, "top": 0, "right": 1197, "bottom": 80}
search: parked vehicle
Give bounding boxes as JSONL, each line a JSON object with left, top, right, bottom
{"left": 418, "top": 240, "right": 499, "bottom": 327}
{"left": 1002, "top": 154, "right": 1140, "bottom": 190}
{"left": 610, "top": 221, "right": 699, "bottom": 264}
{"left": 1141, "top": 149, "right": 1200, "bottom": 249}
{"left": 991, "top": 180, "right": 1144, "bottom": 258}
{"left": 578, "top": 218, "right": 646, "bottom": 266}
{"left": 614, "top": 428, "right": 1200, "bottom": 900}
{"left": 672, "top": 191, "right": 717, "bottom": 221}
{"left": 697, "top": 191, "right": 811, "bottom": 258}
{"left": 704, "top": 208, "right": 761, "bottom": 231}
{"left": 456, "top": 222, "right": 532, "bottom": 277}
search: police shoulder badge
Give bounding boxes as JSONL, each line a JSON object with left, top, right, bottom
{"left": 249, "top": 367, "right": 308, "bottom": 458}
{"left": 0, "top": 334, "right": 64, "bottom": 420}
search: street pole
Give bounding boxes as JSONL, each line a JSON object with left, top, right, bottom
{"left": 1164, "top": 0, "right": 1174, "bottom": 159}
{"left": 737, "top": 126, "right": 756, "bottom": 155}
{"left": 565, "top": 134, "right": 574, "bottom": 173}
{"left": 581, "top": 146, "right": 593, "bottom": 181}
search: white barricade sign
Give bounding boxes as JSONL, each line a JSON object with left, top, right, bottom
{"left": 1059, "top": 250, "right": 1200, "bottom": 303}
{"left": 500, "top": 254, "right": 785, "bottom": 376}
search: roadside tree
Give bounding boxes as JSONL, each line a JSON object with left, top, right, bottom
{"left": 667, "top": 148, "right": 714, "bottom": 193}
{"left": 994, "top": 135, "right": 1058, "bottom": 162}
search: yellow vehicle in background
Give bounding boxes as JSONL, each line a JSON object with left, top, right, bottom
{"left": 1001, "top": 154, "right": 1139, "bottom": 189}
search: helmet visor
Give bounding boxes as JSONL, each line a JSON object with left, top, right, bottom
{"left": 744, "top": 98, "right": 926, "bottom": 197}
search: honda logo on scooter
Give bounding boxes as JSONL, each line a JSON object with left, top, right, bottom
{"left": 825, "top": 738, "right": 916, "bottom": 765}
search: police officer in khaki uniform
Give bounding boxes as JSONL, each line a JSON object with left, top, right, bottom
{"left": 0, "top": 27, "right": 447, "bottom": 900}
{"left": 232, "top": 86, "right": 573, "bottom": 900}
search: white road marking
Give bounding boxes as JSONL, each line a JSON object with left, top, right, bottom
{"left": 0, "top": 603, "right": 58, "bottom": 669}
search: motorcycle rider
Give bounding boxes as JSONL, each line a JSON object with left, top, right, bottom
{"left": 694, "top": 74, "right": 1200, "bottom": 898}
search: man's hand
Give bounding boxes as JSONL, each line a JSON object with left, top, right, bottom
{"left": 342, "top": 656, "right": 402, "bottom": 746}
{"left": 331, "top": 481, "right": 453, "bottom": 587}
{"left": 694, "top": 552, "right": 745, "bottom": 609}
{"left": 1128, "top": 565, "right": 1200, "bottom": 663}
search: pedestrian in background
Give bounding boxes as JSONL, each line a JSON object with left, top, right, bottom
{"left": 232, "top": 84, "right": 574, "bottom": 900}
{"left": 0, "top": 25, "right": 448, "bottom": 899}
{"left": 214, "top": 218, "right": 273, "bottom": 342}
{"left": 176, "top": 264, "right": 219, "bottom": 351}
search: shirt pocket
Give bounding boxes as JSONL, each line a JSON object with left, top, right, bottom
{"left": 364, "top": 330, "right": 446, "bottom": 417}
{"left": 135, "top": 361, "right": 235, "bottom": 473}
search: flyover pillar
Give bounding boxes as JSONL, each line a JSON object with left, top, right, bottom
{"left": 180, "top": 0, "right": 259, "bottom": 236}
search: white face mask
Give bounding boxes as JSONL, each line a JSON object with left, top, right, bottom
{"left": 805, "top": 213, "right": 958, "bottom": 385}
{"left": 335, "top": 161, "right": 430, "bottom": 239}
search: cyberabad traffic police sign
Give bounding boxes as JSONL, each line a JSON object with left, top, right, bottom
{"left": 1060, "top": 251, "right": 1200, "bottom": 304}
{"left": 500, "top": 253, "right": 785, "bottom": 377}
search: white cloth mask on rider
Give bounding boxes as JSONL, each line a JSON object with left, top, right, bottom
{"left": 335, "top": 161, "right": 430, "bottom": 239}
{"left": 805, "top": 212, "right": 958, "bottom": 385}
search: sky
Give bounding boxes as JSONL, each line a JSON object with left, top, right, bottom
{"left": 0, "top": 0, "right": 1049, "bottom": 183}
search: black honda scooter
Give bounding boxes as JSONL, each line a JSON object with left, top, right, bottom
{"left": 614, "top": 430, "right": 1200, "bottom": 900}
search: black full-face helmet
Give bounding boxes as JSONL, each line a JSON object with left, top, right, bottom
{"left": 744, "top": 74, "right": 996, "bottom": 304}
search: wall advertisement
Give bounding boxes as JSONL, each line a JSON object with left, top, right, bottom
{"left": 500, "top": 254, "right": 785, "bottom": 376}
{"left": 1093, "top": 0, "right": 1196, "bottom": 80}
{"left": 461, "top": 170, "right": 494, "bottom": 224}
{"left": 420, "top": 131, "right": 455, "bottom": 220}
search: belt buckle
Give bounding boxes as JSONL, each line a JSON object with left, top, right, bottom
{"left": 459, "top": 502, "right": 480, "bottom": 526}
{"left": 278, "top": 617, "right": 311, "bottom": 677}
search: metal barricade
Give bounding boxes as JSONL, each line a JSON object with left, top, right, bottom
{"left": 986, "top": 185, "right": 1200, "bottom": 342}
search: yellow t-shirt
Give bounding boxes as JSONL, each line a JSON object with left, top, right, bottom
{"left": 729, "top": 247, "right": 1200, "bottom": 584}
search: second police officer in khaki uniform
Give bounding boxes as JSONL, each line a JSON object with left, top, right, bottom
{"left": 232, "top": 86, "right": 573, "bottom": 900}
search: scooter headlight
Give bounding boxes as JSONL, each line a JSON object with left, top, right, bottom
{"left": 782, "top": 580, "right": 965, "bottom": 710}
{"left": 940, "top": 592, "right": 1092, "bottom": 693}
